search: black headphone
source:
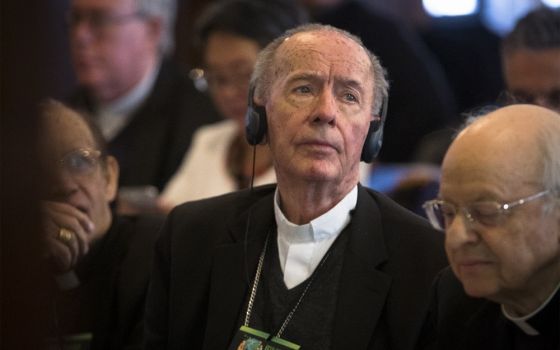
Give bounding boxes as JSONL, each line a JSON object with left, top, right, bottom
{"left": 245, "top": 85, "right": 388, "bottom": 163}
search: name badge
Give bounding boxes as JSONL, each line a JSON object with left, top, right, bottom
{"left": 228, "top": 326, "right": 300, "bottom": 350}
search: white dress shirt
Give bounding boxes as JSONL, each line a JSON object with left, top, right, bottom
{"left": 274, "top": 186, "right": 358, "bottom": 289}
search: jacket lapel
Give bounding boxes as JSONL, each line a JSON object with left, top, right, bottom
{"left": 332, "top": 186, "right": 392, "bottom": 350}
{"left": 203, "top": 192, "right": 276, "bottom": 350}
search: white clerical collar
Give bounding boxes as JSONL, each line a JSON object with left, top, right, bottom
{"left": 501, "top": 279, "right": 560, "bottom": 336}
{"left": 97, "top": 59, "right": 161, "bottom": 140}
{"left": 273, "top": 186, "right": 358, "bottom": 243}
{"left": 273, "top": 186, "right": 358, "bottom": 289}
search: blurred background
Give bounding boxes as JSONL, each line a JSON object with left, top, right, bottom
{"left": 2, "top": 0, "right": 559, "bottom": 347}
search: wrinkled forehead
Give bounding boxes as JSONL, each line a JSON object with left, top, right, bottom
{"left": 274, "top": 30, "right": 373, "bottom": 85}
{"left": 442, "top": 114, "right": 542, "bottom": 187}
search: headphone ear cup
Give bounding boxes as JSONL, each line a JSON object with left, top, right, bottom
{"left": 245, "top": 104, "right": 268, "bottom": 145}
{"left": 245, "top": 85, "right": 268, "bottom": 145}
{"left": 360, "top": 121, "right": 384, "bottom": 163}
{"left": 361, "top": 95, "right": 388, "bottom": 163}
{"left": 371, "top": 118, "right": 382, "bottom": 132}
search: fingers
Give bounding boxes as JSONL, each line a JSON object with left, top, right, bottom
{"left": 48, "top": 238, "right": 75, "bottom": 272}
{"left": 41, "top": 201, "right": 95, "bottom": 271}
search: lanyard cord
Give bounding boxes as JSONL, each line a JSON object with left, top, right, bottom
{"left": 243, "top": 233, "right": 333, "bottom": 338}
{"left": 244, "top": 234, "right": 269, "bottom": 327}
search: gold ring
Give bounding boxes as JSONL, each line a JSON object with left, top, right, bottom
{"left": 57, "top": 228, "right": 74, "bottom": 243}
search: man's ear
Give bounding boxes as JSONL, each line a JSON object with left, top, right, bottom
{"left": 103, "top": 156, "right": 119, "bottom": 202}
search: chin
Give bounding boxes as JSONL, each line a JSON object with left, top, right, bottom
{"left": 77, "top": 73, "right": 104, "bottom": 90}
{"left": 459, "top": 276, "right": 499, "bottom": 299}
{"left": 74, "top": 64, "right": 103, "bottom": 82}
{"left": 298, "top": 162, "right": 340, "bottom": 181}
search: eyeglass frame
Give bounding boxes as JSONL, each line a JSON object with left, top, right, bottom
{"left": 422, "top": 189, "right": 553, "bottom": 231}
{"left": 58, "top": 148, "right": 104, "bottom": 177}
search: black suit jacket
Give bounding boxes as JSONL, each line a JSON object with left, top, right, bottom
{"left": 69, "top": 60, "right": 220, "bottom": 191}
{"left": 416, "top": 267, "right": 560, "bottom": 350}
{"left": 144, "top": 184, "right": 448, "bottom": 350}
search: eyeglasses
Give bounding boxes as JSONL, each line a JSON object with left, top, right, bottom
{"left": 59, "top": 148, "right": 103, "bottom": 176}
{"left": 422, "top": 190, "right": 552, "bottom": 231}
{"left": 66, "top": 9, "right": 145, "bottom": 35}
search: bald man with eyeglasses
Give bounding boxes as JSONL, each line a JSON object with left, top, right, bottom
{"left": 416, "top": 104, "right": 560, "bottom": 350}
{"left": 39, "top": 100, "right": 163, "bottom": 350}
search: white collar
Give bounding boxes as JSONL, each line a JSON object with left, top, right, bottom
{"left": 501, "top": 279, "right": 560, "bottom": 336}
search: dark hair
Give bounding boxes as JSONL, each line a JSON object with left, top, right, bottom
{"left": 193, "top": 0, "right": 307, "bottom": 63}
{"left": 502, "top": 7, "right": 560, "bottom": 54}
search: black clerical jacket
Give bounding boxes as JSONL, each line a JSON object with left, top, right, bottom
{"left": 145, "top": 184, "right": 448, "bottom": 350}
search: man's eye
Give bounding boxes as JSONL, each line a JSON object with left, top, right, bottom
{"left": 472, "top": 202, "right": 500, "bottom": 214}
{"left": 294, "top": 86, "right": 311, "bottom": 94}
{"left": 343, "top": 93, "right": 358, "bottom": 102}
{"left": 67, "top": 155, "right": 93, "bottom": 170}
{"left": 470, "top": 203, "right": 500, "bottom": 224}
{"left": 440, "top": 205, "right": 456, "bottom": 219}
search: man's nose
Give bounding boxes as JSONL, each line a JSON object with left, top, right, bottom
{"left": 47, "top": 168, "right": 79, "bottom": 200}
{"left": 445, "top": 212, "right": 480, "bottom": 249}
{"left": 311, "top": 89, "right": 338, "bottom": 126}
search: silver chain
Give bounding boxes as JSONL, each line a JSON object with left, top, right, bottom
{"left": 275, "top": 249, "right": 331, "bottom": 337}
{"left": 244, "top": 235, "right": 269, "bottom": 326}
{"left": 243, "top": 233, "right": 333, "bottom": 338}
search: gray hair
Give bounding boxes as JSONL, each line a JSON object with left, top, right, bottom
{"left": 251, "top": 23, "right": 389, "bottom": 116}
{"left": 136, "top": 0, "right": 177, "bottom": 55}
{"left": 538, "top": 114, "right": 560, "bottom": 195}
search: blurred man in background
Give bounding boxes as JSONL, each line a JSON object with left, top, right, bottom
{"left": 40, "top": 100, "right": 162, "bottom": 349}
{"left": 502, "top": 7, "right": 560, "bottom": 112}
{"left": 67, "top": 0, "right": 219, "bottom": 196}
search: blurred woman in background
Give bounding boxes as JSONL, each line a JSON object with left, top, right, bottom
{"left": 159, "top": 0, "right": 306, "bottom": 209}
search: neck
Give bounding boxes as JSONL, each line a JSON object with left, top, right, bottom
{"left": 501, "top": 259, "right": 560, "bottom": 317}
{"left": 276, "top": 177, "right": 358, "bottom": 225}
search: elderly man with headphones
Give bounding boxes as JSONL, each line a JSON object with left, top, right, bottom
{"left": 144, "top": 24, "right": 447, "bottom": 350}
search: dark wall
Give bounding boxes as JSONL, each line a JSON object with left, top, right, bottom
{"left": 1, "top": 1, "right": 69, "bottom": 347}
